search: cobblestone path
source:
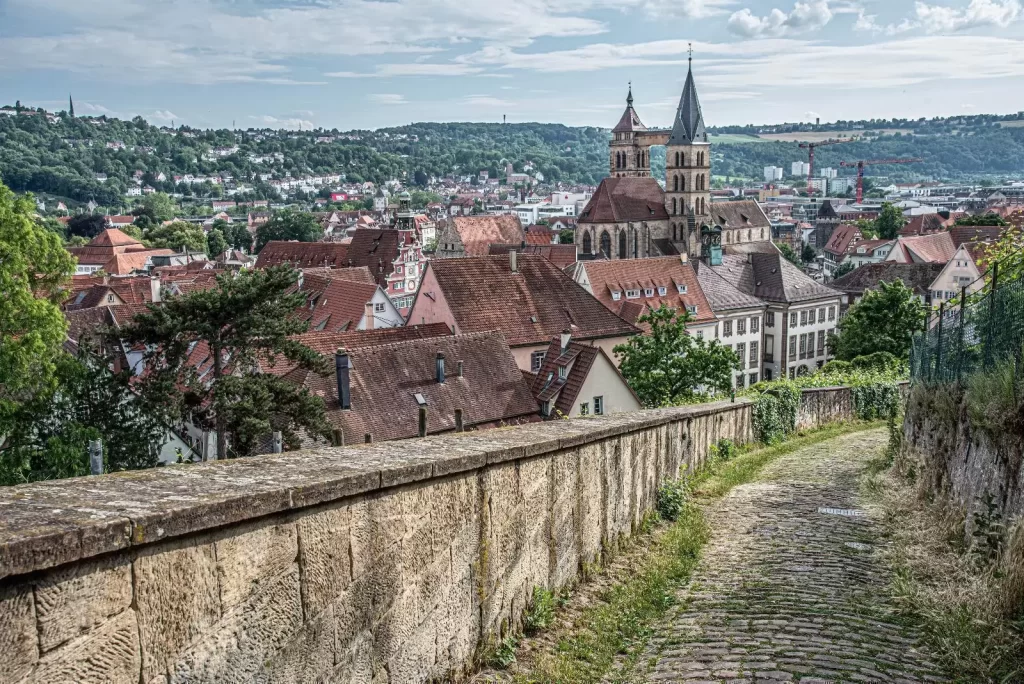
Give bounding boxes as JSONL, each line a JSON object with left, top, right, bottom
{"left": 639, "top": 429, "right": 946, "bottom": 684}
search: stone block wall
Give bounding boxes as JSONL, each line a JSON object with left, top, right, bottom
{"left": 0, "top": 390, "right": 854, "bottom": 684}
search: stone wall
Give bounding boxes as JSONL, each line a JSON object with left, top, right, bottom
{"left": 904, "top": 383, "right": 1024, "bottom": 526}
{"left": 0, "top": 389, "right": 857, "bottom": 684}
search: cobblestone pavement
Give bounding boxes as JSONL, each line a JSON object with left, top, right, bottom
{"left": 638, "top": 429, "right": 946, "bottom": 684}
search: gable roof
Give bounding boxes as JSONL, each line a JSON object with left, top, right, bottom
{"left": 487, "top": 243, "right": 578, "bottom": 269}
{"left": 709, "top": 199, "right": 771, "bottom": 231}
{"left": 294, "top": 272, "right": 380, "bottom": 333}
{"left": 254, "top": 241, "right": 350, "bottom": 269}
{"left": 424, "top": 254, "right": 639, "bottom": 347}
{"left": 531, "top": 338, "right": 607, "bottom": 416}
{"left": 612, "top": 87, "right": 647, "bottom": 134}
{"left": 948, "top": 225, "right": 1004, "bottom": 247}
{"left": 831, "top": 261, "right": 945, "bottom": 297}
{"left": 301, "top": 266, "right": 375, "bottom": 285}
{"left": 713, "top": 253, "right": 843, "bottom": 304}
{"left": 824, "top": 224, "right": 862, "bottom": 256}
{"left": 890, "top": 232, "right": 956, "bottom": 264}
{"left": 578, "top": 256, "right": 717, "bottom": 327}
{"left": 300, "top": 333, "right": 539, "bottom": 443}
{"left": 578, "top": 177, "right": 668, "bottom": 224}
{"left": 694, "top": 261, "right": 766, "bottom": 312}
{"left": 667, "top": 62, "right": 708, "bottom": 146}
{"left": 816, "top": 200, "right": 838, "bottom": 220}
{"left": 344, "top": 229, "right": 403, "bottom": 286}
{"left": 448, "top": 215, "right": 524, "bottom": 256}
{"left": 89, "top": 228, "right": 141, "bottom": 248}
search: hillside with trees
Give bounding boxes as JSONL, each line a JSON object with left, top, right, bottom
{"left": 3, "top": 106, "right": 1024, "bottom": 207}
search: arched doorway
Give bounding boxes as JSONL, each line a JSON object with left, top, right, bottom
{"left": 600, "top": 231, "right": 611, "bottom": 259}
{"left": 618, "top": 230, "right": 627, "bottom": 259}
{"left": 582, "top": 231, "right": 592, "bottom": 255}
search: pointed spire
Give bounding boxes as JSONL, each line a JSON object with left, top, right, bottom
{"left": 612, "top": 82, "right": 646, "bottom": 134}
{"left": 668, "top": 46, "right": 707, "bottom": 146}
{"left": 68, "top": 94, "right": 74, "bottom": 118}
{"left": 626, "top": 81, "right": 633, "bottom": 107}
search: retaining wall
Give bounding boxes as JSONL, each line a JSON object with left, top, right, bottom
{"left": 0, "top": 388, "right": 855, "bottom": 684}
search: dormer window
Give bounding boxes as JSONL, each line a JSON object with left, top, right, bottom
{"left": 676, "top": 284, "right": 688, "bottom": 295}
{"left": 611, "top": 291, "right": 621, "bottom": 301}
{"left": 625, "top": 289, "right": 641, "bottom": 299}
{"left": 558, "top": 365, "right": 567, "bottom": 380}
{"left": 686, "top": 305, "right": 698, "bottom": 315}
{"left": 658, "top": 286, "right": 667, "bottom": 296}
{"left": 644, "top": 288, "right": 654, "bottom": 297}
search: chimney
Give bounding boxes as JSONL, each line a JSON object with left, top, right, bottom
{"left": 436, "top": 351, "right": 445, "bottom": 383}
{"left": 510, "top": 249, "right": 518, "bottom": 273}
{"left": 364, "top": 301, "right": 374, "bottom": 330}
{"left": 560, "top": 329, "right": 571, "bottom": 355}
{"left": 149, "top": 275, "right": 161, "bottom": 303}
{"left": 335, "top": 348, "right": 351, "bottom": 410}
{"left": 679, "top": 252, "right": 688, "bottom": 264}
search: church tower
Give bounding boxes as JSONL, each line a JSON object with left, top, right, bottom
{"left": 608, "top": 85, "right": 650, "bottom": 178}
{"left": 664, "top": 52, "right": 710, "bottom": 254}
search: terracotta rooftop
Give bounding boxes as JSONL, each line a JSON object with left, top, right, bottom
{"left": 824, "top": 224, "right": 862, "bottom": 256}
{"left": 531, "top": 338, "right": 599, "bottom": 415}
{"left": 449, "top": 215, "right": 524, "bottom": 256}
{"left": 709, "top": 199, "right": 771, "bottom": 232}
{"left": 293, "top": 272, "right": 380, "bottom": 334}
{"left": 578, "top": 177, "right": 668, "bottom": 224}
{"left": 575, "top": 256, "right": 716, "bottom": 328}
{"left": 891, "top": 233, "right": 956, "bottom": 264}
{"left": 254, "top": 241, "right": 350, "bottom": 269}
{"left": 424, "top": 254, "right": 639, "bottom": 347}
{"left": 344, "top": 229, "right": 404, "bottom": 286}
{"left": 89, "top": 228, "right": 141, "bottom": 248}
{"left": 831, "top": 261, "right": 945, "bottom": 297}
{"left": 487, "top": 243, "right": 578, "bottom": 269}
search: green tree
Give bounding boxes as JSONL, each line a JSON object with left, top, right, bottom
{"left": 0, "top": 185, "right": 74, "bottom": 438}
{"left": 874, "top": 202, "right": 908, "bottom": 240}
{"left": 222, "top": 222, "right": 253, "bottom": 251}
{"left": 66, "top": 214, "right": 107, "bottom": 239}
{"left": 801, "top": 243, "right": 816, "bottom": 263}
{"left": 141, "top": 192, "right": 177, "bottom": 222}
{"left": 828, "top": 279, "right": 924, "bottom": 361}
{"left": 121, "top": 267, "right": 331, "bottom": 459}
{"left": 255, "top": 210, "right": 322, "bottom": 252}
{"left": 206, "top": 228, "right": 227, "bottom": 257}
{"left": 832, "top": 261, "right": 856, "bottom": 280}
{"left": 613, "top": 305, "right": 739, "bottom": 407}
{"left": 144, "top": 220, "right": 207, "bottom": 252}
{"left": 955, "top": 212, "right": 1008, "bottom": 226}
{"left": 559, "top": 229, "right": 574, "bottom": 244}
{"left": 778, "top": 242, "right": 801, "bottom": 266}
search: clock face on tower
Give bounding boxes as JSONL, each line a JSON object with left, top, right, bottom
{"left": 702, "top": 234, "right": 711, "bottom": 247}
{"left": 713, "top": 234, "right": 722, "bottom": 246}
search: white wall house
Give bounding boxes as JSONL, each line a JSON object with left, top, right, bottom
{"left": 929, "top": 245, "right": 984, "bottom": 307}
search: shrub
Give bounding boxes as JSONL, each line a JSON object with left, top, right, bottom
{"left": 751, "top": 382, "right": 800, "bottom": 444}
{"left": 656, "top": 479, "right": 687, "bottom": 521}
{"left": 524, "top": 587, "right": 557, "bottom": 634}
{"left": 851, "top": 381, "right": 901, "bottom": 421}
{"left": 821, "top": 359, "right": 853, "bottom": 374}
{"left": 851, "top": 351, "right": 900, "bottom": 372}
{"left": 965, "top": 353, "right": 1022, "bottom": 438}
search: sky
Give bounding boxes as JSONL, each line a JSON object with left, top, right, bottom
{"left": 1, "top": 0, "right": 1023, "bottom": 131}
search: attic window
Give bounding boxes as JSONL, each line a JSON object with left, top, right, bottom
{"left": 558, "top": 365, "right": 567, "bottom": 380}
{"left": 530, "top": 315, "right": 538, "bottom": 323}
{"left": 414, "top": 393, "right": 427, "bottom": 406}
{"left": 686, "top": 305, "right": 698, "bottom": 315}
{"left": 644, "top": 288, "right": 654, "bottom": 297}
{"left": 611, "top": 291, "right": 621, "bottom": 301}
{"left": 625, "top": 289, "right": 641, "bottom": 299}
{"left": 676, "top": 284, "right": 688, "bottom": 295}
{"left": 658, "top": 286, "right": 667, "bottom": 296}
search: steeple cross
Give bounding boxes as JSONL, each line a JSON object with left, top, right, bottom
{"left": 688, "top": 43, "right": 693, "bottom": 63}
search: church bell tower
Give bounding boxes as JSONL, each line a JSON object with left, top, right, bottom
{"left": 608, "top": 84, "right": 650, "bottom": 178}
{"left": 664, "top": 49, "right": 711, "bottom": 254}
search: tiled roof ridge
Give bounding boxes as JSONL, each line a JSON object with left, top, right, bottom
{"left": 342, "top": 330, "right": 508, "bottom": 354}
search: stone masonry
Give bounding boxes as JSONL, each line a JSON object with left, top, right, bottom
{"left": 0, "top": 389, "right": 853, "bottom": 684}
{"left": 639, "top": 429, "right": 945, "bottom": 683}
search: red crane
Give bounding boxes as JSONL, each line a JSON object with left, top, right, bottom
{"left": 798, "top": 138, "right": 854, "bottom": 194}
{"left": 839, "top": 158, "right": 924, "bottom": 203}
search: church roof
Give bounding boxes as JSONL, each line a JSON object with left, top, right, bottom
{"left": 578, "top": 177, "right": 668, "bottom": 224}
{"left": 612, "top": 86, "right": 647, "bottom": 134}
{"left": 667, "top": 60, "right": 707, "bottom": 146}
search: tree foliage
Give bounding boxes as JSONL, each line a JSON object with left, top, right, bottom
{"left": 832, "top": 261, "right": 856, "bottom": 280}
{"left": 144, "top": 220, "right": 206, "bottom": 252}
{"left": 120, "top": 267, "right": 331, "bottom": 459}
{"left": 141, "top": 192, "right": 176, "bottom": 222}
{"left": 828, "top": 279, "right": 925, "bottom": 361}
{"left": 614, "top": 305, "right": 739, "bottom": 407}
{"left": 206, "top": 228, "right": 227, "bottom": 257}
{"left": 956, "top": 212, "right": 1009, "bottom": 226}
{"left": 255, "top": 210, "right": 322, "bottom": 252}
{"left": 66, "top": 213, "right": 106, "bottom": 239}
{"left": 873, "top": 202, "right": 908, "bottom": 240}
{"left": 801, "top": 243, "right": 816, "bottom": 263}
{"left": 778, "top": 242, "right": 801, "bottom": 266}
{"left": 0, "top": 184, "right": 74, "bottom": 436}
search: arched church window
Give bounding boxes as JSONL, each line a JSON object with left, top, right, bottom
{"left": 673, "top": 176, "right": 679, "bottom": 192}
{"left": 618, "top": 231, "right": 627, "bottom": 259}
{"left": 681, "top": 152, "right": 685, "bottom": 167}
{"left": 634, "top": 231, "right": 639, "bottom": 258}
{"left": 673, "top": 224, "right": 677, "bottom": 241}
{"left": 672, "top": 198, "right": 677, "bottom": 214}
{"left": 600, "top": 231, "right": 611, "bottom": 258}
{"left": 583, "top": 231, "right": 592, "bottom": 255}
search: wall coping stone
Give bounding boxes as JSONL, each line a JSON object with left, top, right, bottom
{"left": 0, "top": 398, "right": 753, "bottom": 581}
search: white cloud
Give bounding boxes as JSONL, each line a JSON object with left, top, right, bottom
{"left": 327, "top": 63, "right": 483, "bottom": 78}
{"left": 915, "top": 0, "right": 1021, "bottom": 31}
{"left": 728, "top": 0, "right": 833, "bottom": 37}
{"left": 369, "top": 94, "right": 408, "bottom": 105}
{"left": 249, "top": 115, "right": 315, "bottom": 129}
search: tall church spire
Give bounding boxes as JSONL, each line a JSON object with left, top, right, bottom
{"left": 68, "top": 94, "right": 74, "bottom": 118}
{"left": 667, "top": 46, "right": 707, "bottom": 146}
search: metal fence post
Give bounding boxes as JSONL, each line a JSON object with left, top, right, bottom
{"left": 88, "top": 439, "right": 103, "bottom": 475}
{"left": 272, "top": 431, "right": 283, "bottom": 454}
{"left": 935, "top": 302, "right": 945, "bottom": 383}
{"left": 985, "top": 261, "right": 999, "bottom": 370}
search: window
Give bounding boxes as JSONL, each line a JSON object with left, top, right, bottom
{"left": 644, "top": 288, "right": 654, "bottom": 297}
{"left": 764, "top": 335, "right": 774, "bottom": 362}
{"left": 395, "top": 266, "right": 403, "bottom": 274}
{"left": 625, "top": 289, "right": 640, "bottom": 299}
{"left": 580, "top": 402, "right": 590, "bottom": 416}
{"left": 594, "top": 396, "right": 604, "bottom": 415}
{"left": 789, "top": 366, "right": 797, "bottom": 379}
{"left": 686, "top": 305, "right": 698, "bottom": 316}
{"left": 751, "top": 317, "right": 759, "bottom": 333}
{"left": 766, "top": 312, "right": 775, "bottom": 327}
{"left": 393, "top": 281, "right": 405, "bottom": 291}
{"left": 677, "top": 284, "right": 688, "bottom": 294}
{"left": 558, "top": 365, "right": 567, "bottom": 379}
{"left": 818, "top": 307, "right": 825, "bottom": 323}
{"left": 723, "top": 320, "right": 732, "bottom": 337}
{"left": 800, "top": 310, "right": 808, "bottom": 326}
{"left": 736, "top": 343, "right": 746, "bottom": 369}
{"left": 658, "top": 286, "right": 667, "bottom": 296}
{"left": 531, "top": 351, "right": 546, "bottom": 372}
{"left": 696, "top": 330, "right": 704, "bottom": 339}
{"left": 790, "top": 312, "right": 798, "bottom": 327}
{"left": 817, "top": 330, "right": 825, "bottom": 356}
{"left": 750, "top": 341, "right": 758, "bottom": 366}
{"left": 106, "top": 294, "right": 115, "bottom": 303}
{"left": 611, "top": 291, "right": 621, "bottom": 301}
{"left": 749, "top": 372, "right": 758, "bottom": 386}
{"left": 828, "top": 306, "right": 836, "bottom": 321}
{"left": 789, "top": 335, "right": 797, "bottom": 360}
{"left": 737, "top": 318, "right": 746, "bottom": 335}
{"left": 373, "top": 302, "right": 386, "bottom": 313}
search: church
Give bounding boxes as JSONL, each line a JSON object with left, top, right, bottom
{"left": 576, "top": 57, "right": 771, "bottom": 261}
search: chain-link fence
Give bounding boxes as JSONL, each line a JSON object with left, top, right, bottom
{"left": 910, "top": 262, "right": 1024, "bottom": 386}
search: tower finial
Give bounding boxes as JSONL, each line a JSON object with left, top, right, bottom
{"left": 626, "top": 81, "right": 633, "bottom": 106}
{"left": 688, "top": 43, "right": 693, "bottom": 67}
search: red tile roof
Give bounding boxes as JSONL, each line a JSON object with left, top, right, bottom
{"left": 254, "top": 241, "right": 350, "bottom": 269}
{"left": 424, "top": 254, "right": 639, "bottom": 347}
{"left": 344, "top": 229, "right": 404, "bottom": 287}
{"left": 894, "top": 233, "right": 956, "bottom": 264}
{"left": 824, "top": 224, "right": 862, "bottom": 257}
{"left": 530, "top": 337, "right": 609, "bottom": 416}
{"left": 579, "top": 177, "right": 668, "bottom": 224}
{"left": 297, "top": 333, "right": 539, "bottom": 443}
{"left": 301, "top": 266, "right": 375, "bottom": 285}
{"left": 294, "top": 272, "right": 380, "bottom": 334}
{"left": 449, "top": 215, "right": 524, "bottom": 256}
{"left": 487, "top": 243, "right": 578, "bottom": 269}
{"left": 89, "top": 227, "right": 142, "bottom": 247}
{"left": 577, "top": 256, "right": 716, "bottom": 328}
{"left": 948, "top": 225, "right": 1004, "bottom": 247}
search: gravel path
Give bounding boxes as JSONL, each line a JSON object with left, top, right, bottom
{"left": 638, "top": 428, "right": 946, "bottom": 684}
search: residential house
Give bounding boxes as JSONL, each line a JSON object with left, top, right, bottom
{"left": 294, "top": 271, "right": 403, "bottom": 333}
{"left": 885, "top": 233, "right": 957, "bottom": 264}
{"left": 408, "top": 253, "right": 639, "bottom": 373}
{"left": 435, "top": 214, "right": 524, "bottom": 258}
{"left": 66, "top": 228, "right": 173, "bottom": 276}
{"left": 531, "top": 332, "right": 642, "bottom": 418}
{"left": 928, "top": 243, "right": 985, "bottom": 307}
{"left": 831, "top": 262, "right": 944, "bottom": 309}
{"left": 694, "top": 263, "right": 768, "bottom": 389}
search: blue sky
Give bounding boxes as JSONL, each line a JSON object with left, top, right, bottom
{"left": 1, "top": 0, "right": 1022, "bottom": 131}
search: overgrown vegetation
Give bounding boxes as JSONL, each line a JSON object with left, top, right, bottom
{"left": 964, "top": 351, "right": 1024, "bottom": 439}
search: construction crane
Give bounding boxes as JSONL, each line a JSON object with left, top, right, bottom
{"left": 798, "top": 138, "right": 854, "bottom": 194}
{"left": 839, "top": 158, "right": 924, "bottom": 203}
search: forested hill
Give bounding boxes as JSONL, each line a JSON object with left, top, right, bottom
{"left": 3, "top": 108, "right": 1024, "bottom": 206}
